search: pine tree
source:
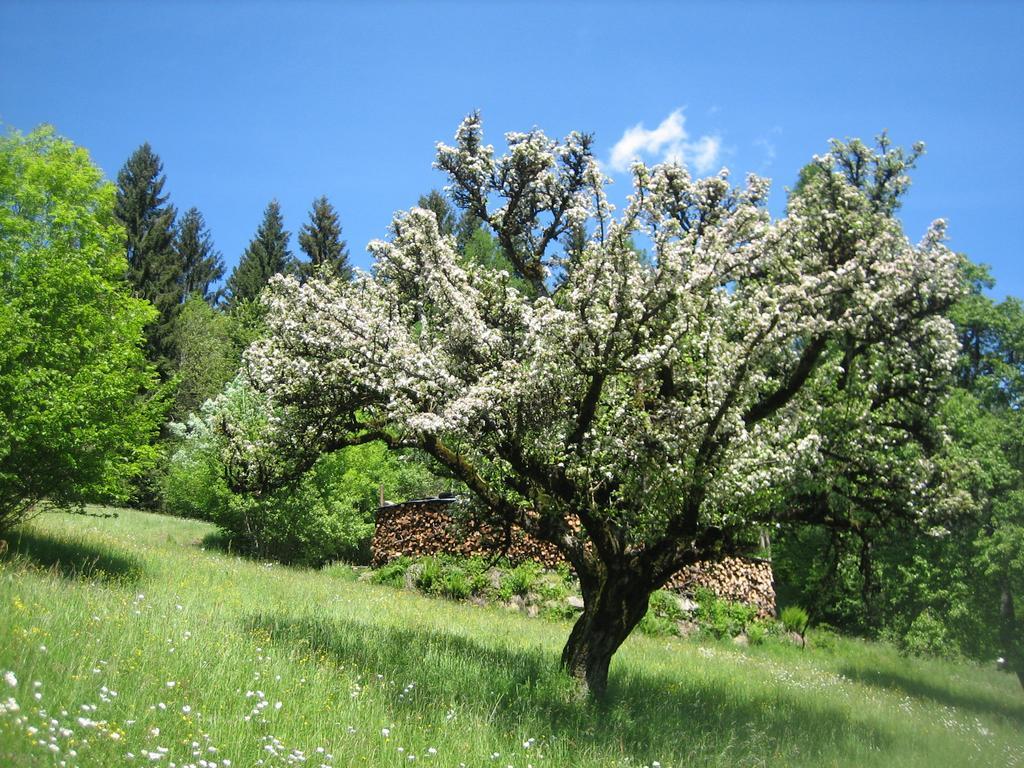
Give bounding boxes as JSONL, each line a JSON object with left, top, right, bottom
{"left": 115, "top": 143, "right": 181, "bottom": 377}
{"left": 226, "top": 200, "right": 293, "bottom": 306}
{"left": 417, "top": 189, "right": 457, "bottom": 238}
{"left": 297, "top": 195, "right": 351, "bottom": 280}
{"left": 175, "top": 207, "right": 225, "bottom": 305}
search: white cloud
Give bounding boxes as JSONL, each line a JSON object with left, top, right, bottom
{"left": 608, "top": 109, "right": 721, "bottom": 174}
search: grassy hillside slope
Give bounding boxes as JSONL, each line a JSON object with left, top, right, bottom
{"left": 1, "top": 508, "right": 1021, "bottom": 767}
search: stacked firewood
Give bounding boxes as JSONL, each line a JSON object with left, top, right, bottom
{"left": 664, "top": 557, "right": 776, "bottom": 618}
{"left": 371, "top": 498, "right": 564, "bottom": 569}
{"left": 372, "top": 498, "right": 776, "bottom": 617}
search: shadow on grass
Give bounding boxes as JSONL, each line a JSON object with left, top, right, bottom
{"left": 1, "top": 527, "right": 144, "bottom": 585}
{"left": 840, "top": 664, "right": 1024, "bottom": 726}
{"left": 245, "top": 612, "right": 894, "bottom": 764}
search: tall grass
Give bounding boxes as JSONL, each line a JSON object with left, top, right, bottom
{"left": 1, "top": 508, "right": 1021, "bottom": 767}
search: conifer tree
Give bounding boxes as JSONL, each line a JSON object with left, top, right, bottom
{"left": 226, "top": 200, "right": 293, "bottom": 306}
{"left": 115, "top": 143, "right": 181, "bottom": 377}
{"left": 175, "top": 207, "right": 225, "bottom": 305}
{"left": 297, "top": 195, "right": 351, "bottom": 281}
{"left": 417, "top": 189, "right": 457, "bottom": 238}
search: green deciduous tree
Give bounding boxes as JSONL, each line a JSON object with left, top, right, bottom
{"left": 226, "top": 200, "right": 293, "bottom": 306}
{"left": 298, "top": 195, "right": 351, "bottom": 281}
{"left": 171, "top": 295, "right": 237, "bottom": 420}
{"left": 175, "top": 207, "right": 225, "bottom": 305}
{"left": 115, "top": 143, "right": 181, "bottom": 377}
{"left": 0, "top": 126, "right": 164, "bottom": 531}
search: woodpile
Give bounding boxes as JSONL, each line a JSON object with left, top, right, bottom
{"left": 371, "top": 497, "right": 564, "bottom": 570}
{"left": 664, "top": 557, "right": 775, "bottom": 619}
{"left": 372, "top": 497, "right": 776, "bottom": 617}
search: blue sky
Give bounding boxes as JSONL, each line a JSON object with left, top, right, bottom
{"left": 2, "top": 1, "right": 1022, "bottom": 296}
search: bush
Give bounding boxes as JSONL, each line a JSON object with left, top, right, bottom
{"left": 638, "top": 612, "right": 676, "bottom": 636}
{"left": 781, "top": 605, "right": 810, "bottom": 635}
{"left": 461, "top": 557, "right": 491, "bottom": 596}
{"left": 162, "top": 378, "right": 441, "bottom": 567}
{"left": 503, "top": 561, "right": 541, "bottom": 598}
{"left": 371, "top": 557, "right": 412, "bottom": 588}
{"left": 746, "top": 622, "right": 767, "bottom": 646}
{"left": 161, "top": 415, "right": 231, "bottom": 520}
{"left": 414, "top": 556, "right": 443, "bottom": 593}
{"left": 808, "top": 624, "right": 841, "bottom": 652}
{"left": 437, "top": 567, "right": 473, "bottom": 600}
{"left": 695, "top": 588, "right": 757, "bottom": 639}
{"left": 900, "top": 608, "right": 958, "bottom": 659}
{"left": 648, "top": 590, "right": 686, "bottom": 622}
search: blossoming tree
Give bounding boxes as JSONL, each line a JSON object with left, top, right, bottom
{"left": 240, "top": 115, "right": 961, "bottom": 696}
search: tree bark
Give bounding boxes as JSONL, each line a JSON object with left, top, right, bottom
{"left": 560, "top": 567, "right": 651, "bottom": 698}
{"left": 999, "top": 579, "right": 1024, "bottom": 690}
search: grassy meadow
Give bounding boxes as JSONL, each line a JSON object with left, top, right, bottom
{"left": 0, "top": 508, "right": 1022, "bottom": 768}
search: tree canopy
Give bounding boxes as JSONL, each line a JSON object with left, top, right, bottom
{"left": 232, "top": 115, "right": 961, "bottom": 696}
{"left": 298, "top": 195, "right": 351, "bottom": 281}
{"left": 175, "top": 206, "right": 225, "bottom": 305}
{"left": 115, "top": 142, "right": 181, "bottom": 377}
{"left": 0, "top": 126, "right": 163, "bottom": 530}
{"left": 226, "top": 200, "right": 293, "bottom": 306}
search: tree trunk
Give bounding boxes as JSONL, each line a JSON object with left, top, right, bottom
{"left": 999, "top": 579, "right": 1024, "bottom": 690}
{"left": 560, "top": 568, "right": 651, "bottom": 698}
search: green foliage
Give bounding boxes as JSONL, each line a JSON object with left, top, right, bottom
{"left": 0, "top": 126, "right": 164, "bottom": 530}
{"left": 213, "top": 455, "right": 376, "bottom": 567}
{"left": 170, "top": 296, "right": 236, "bottom": 420}
{"left": 638, "top": 589, "right": 686, "bottom": 636}
{"left": 746, "top": 622, "right": 768, "bottom": 646}
{"left": 225, "top": 297, "right": 267, "bottom": 355}
{"left": 226, "top": 200, "right": 293, "bottom": 306}
{"left": 637, "top": 612, "right": 676, "bottom": 637}
{"left": 436, "top": 564, "right": 473, "bottom": 600}
{"left": 370, "top": 556, "right": 412, "bottom": 588}
{"left": 175, "top": 206, "right": 224, "bottom": 305}
{"left": 774, "top": 256, "right": 1024, "bottom": 683}
{"left": 163, "top": 378, "right": 439, "bottom": 566}
{"left": 160, "top": 414, "right": 230, "bottom": 520}
{"left": 781, "top": 605, "right": 810, "bottom": 635}
{"left": 297, "top": 195, "right": 351, "bottom": 281}
{"left": 694, "top": 588, "right": 757, "bottom": 640}
{"left": 647, "top": 589, "right": 686, "bottom": 622}
{"left": 115, "top": 142, "right": 181, "bottom": 377}
{"left": 504, "top": 560, "right": 541, "bottom": 597}
{"left": 900, "top": 608, "right": 956, "bottom": 659}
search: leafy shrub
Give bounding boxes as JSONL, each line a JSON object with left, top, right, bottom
{"left": 648, "top": 590, "right": 686, "bottom": 622}
{"left": 415, "top": 556, "right": 443, "bottom": 593}
{"left": 461, "top": 557, "right": 491, "bottom": 595}
{"left": 533, "top": 572, "right": 571, "bottom": 603}
{"left": 638, "top": 612, "right": 676, "bottom": 636}
{"left": 371, "top": 557, "right": 412, "bottom": 588}
{"left": 504, "top": 561, "right": 541, "bottom": 597}
{"left": 437, "top": 567, "right": 473, "bottom": 600}
{"left": 161, "top": 415, "right": 231, "bottom": 520}
{"left": 746, "top": 622, "right": 767, "bottom": 646}
{"left": 206, "top": 449, "right": 378, "bottom": 567}
{"left": 808, "top": 624, "right": 841, "bottom": 652}
{"left": 694, "top": 588, "right": 757, "bottom": 639}
{"left": 900, "top": 608, "right": 957, "bottom": 659}
{"left": 781, "top": 605, "right": 810, "bottom": 635}
{"left": 163, "top": 378, "right": 440, "bottom": 567}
